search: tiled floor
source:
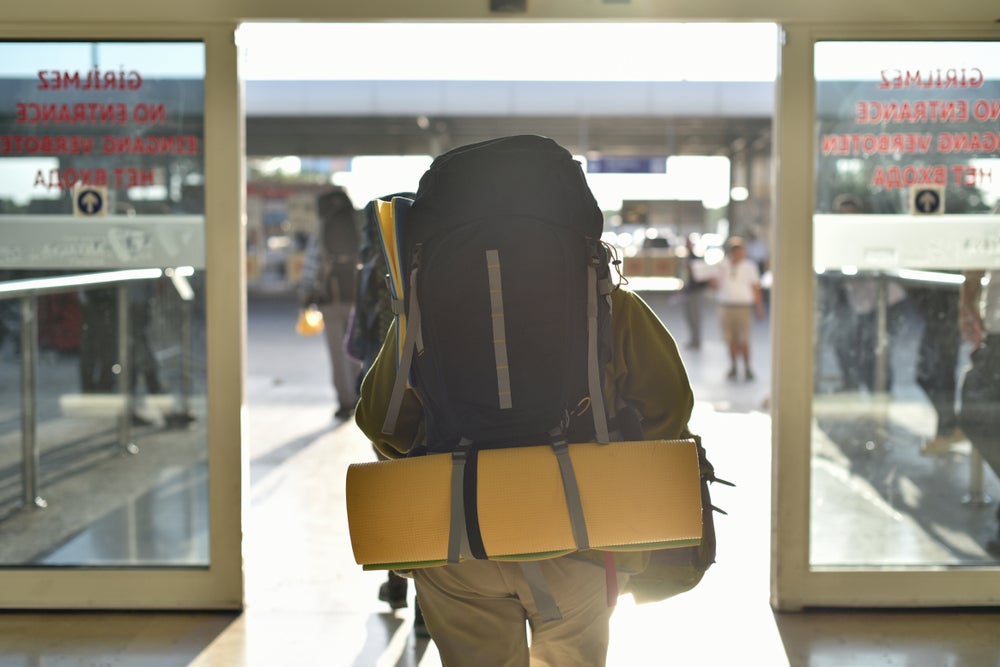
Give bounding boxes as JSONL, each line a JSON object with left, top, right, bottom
{"left": 1, "top": 292, "right": 999, "bottom": 666}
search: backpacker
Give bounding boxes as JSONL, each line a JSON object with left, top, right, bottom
{"left": 356, "top": 135, "right": 728, "bottom": 606}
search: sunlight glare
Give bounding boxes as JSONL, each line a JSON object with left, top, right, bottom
{"left": 238, "top": 22, "right": 778, "bottom": 82}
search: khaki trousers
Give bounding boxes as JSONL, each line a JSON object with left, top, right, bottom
{"left": 318, "top": 301, "right": 360, "bottom": 409}
{"left": 718, "top": 303, "right": 753, "bottom": 346}
{"left": 413, "top": 556, "right": 627, "bottom": 667}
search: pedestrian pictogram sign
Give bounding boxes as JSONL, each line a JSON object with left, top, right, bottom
{"left": 74, "top": 185, "right": 107, "bottom": 217}
{"left": 910, "top": 186, "right": 944, "bottom": 215}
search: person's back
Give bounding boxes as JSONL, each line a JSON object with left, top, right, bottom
{"left": 355, "top": 136, "right": 697, "bottom": 666}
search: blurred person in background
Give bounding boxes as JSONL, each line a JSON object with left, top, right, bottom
{"left": 711, "top": 236, "right": 765, "bottom": 381}
{"left": 299, "top": 188, "right": 362, "bottom": 420}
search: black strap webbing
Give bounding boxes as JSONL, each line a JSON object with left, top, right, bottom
{"left": 549, "top": 432, "right": 590, "bottom": 552}
{"left": 447, "top": 440, "right": 488, "bottom": 564}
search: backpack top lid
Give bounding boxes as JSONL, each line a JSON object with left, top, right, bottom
{"left": 406, "top": 135, "right": 603, "bottom": 257}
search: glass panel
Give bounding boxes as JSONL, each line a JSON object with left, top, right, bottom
{"left": 0, "top": 41, "right": 208, "bottom": 567}
{"left": 811, "top": 41, "right": 1000, "bottom": 568}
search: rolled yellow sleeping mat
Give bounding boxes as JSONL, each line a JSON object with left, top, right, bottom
{"left": 346, "top": 438, "right": 702, "bottom": 570}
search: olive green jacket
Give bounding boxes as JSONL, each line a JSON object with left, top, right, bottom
{"left": 355, "top": 287, "right": 695, "bottom": 574}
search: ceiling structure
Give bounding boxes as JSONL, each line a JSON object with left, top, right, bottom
{"left": 244, "top": 80, "right": 775, "bottom": 160}
{"left": 246, "top": 114, "right": 772, "bottom": 159}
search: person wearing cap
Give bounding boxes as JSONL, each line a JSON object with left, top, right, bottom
{"left": 711, "top": 235, "right": 765, "bottom": 381}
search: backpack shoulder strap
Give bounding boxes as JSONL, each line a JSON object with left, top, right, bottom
{"left": 372, "top": 196, "right": 422, "bottom": 435}
{"left": 586, "top": 244, "right": 613, "bottom": 443}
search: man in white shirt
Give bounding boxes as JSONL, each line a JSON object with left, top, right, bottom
{"left": 711, "top": 236, "right": 765, "bottom": 381}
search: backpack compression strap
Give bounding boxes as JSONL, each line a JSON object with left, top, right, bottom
{"left": 549, "top": 428, "right": 590, "bottom": 552}
{"left": 381, "top": 260, "right": 424, "bottom": 435}
{"left": 519, "top": 561, "right": 564, "bottom": 622}
{"left": 587, "top": 258, "right": 612, "bottom": 443}
{"left": 486, "top": 249, "right": 513, "bottom": 409}
{"left": 446, "top": 438, "right": 475, "bottom": 564}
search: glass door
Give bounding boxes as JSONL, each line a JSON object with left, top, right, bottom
{"left": 772, "top": 27, "right": 1000, "bottom": 609}
{"left": 0, "top": 26, "right": 244, "bottom": 609}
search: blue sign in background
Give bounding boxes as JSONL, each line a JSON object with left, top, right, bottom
{"left": 587, "top": 156, "right": 667, "bottom": 174}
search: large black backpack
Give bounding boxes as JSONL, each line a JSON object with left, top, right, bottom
{"left": 379, "top": 135, "right": 615, "bottom": 453}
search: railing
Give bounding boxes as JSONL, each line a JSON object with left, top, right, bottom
{"left": 0, "top": 267, "right": 196, "bottom": 510}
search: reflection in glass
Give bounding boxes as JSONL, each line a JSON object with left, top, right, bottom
{"left": 0, "top": 41, "right": 208, "bottom": 568}
{"left": 811, "top": 41, "right": 1000, "bottom": 568}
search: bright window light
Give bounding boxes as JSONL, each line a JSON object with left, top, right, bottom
{"left": 237, "top": 22, "right": 778, "bottom": 82}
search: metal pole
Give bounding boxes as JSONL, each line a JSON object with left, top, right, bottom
{"left": 116, "top": 283, "right": 136, "bottom": 454}
{"left": 181, "top": 299, "right": 193, "bottom": 417}
{"left": 19, "top": 295, "right": 46, "bottom": 508}
{"left": 164, "top": 269, "right": 195, "bottom": 425}
{"left": 874, "top": 275, "right": 888, "bottom": 394}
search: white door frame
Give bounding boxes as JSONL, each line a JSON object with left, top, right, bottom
{"left": 0, "top": 22, "right": 245, "bottom": 609}
{"left": 771, "top": 21, "right": 1000, "bottom": 611}
{"left": 3, "top": 15, "right": 997, "bottom": 612}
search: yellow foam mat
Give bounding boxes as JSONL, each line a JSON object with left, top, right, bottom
{"left": 345, "top": 439, "right": 702, "bottom": 570}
